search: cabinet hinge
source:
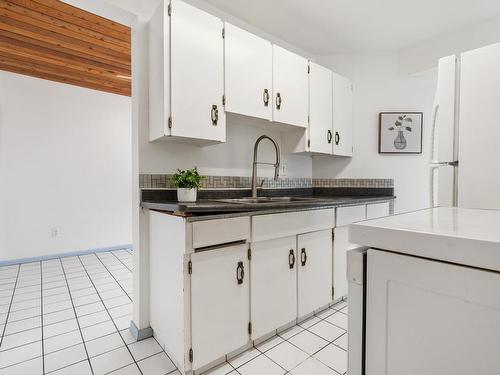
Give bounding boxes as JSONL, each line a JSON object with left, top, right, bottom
{"left": 307, "top": 115, "right": 310, "bottom": 124}
{"left": 189, "top": 348, "right": 193, "bottom": 363}
{"left": 222, "top": 27, "right": 225, "bottom": 39}
{"left": 167, "top": 2, "right": 172, "bottom": 16}
{"left": 168, "top": 115, "right": 172, "bottom": 129}
{"left": 307, "top": 139, "right": 310, "bottom": 148}
{"left": 247, "top": 247, "right": 251, "bottom": 261}
{"left": 307, "top": 65, "right": 310, "bottom": 74}
{"left": 332, "top": 286, "right": 335, "bottom": 299}
{"left": 332, "top": 230, "right": 335, "bottom": 241}
{"left": 222, "top": 95, "right": 226, "bottom": 106}
{"left": 188, "top": 261, "right": 192, "bottom": 275}
{"left": 248, "top": 322, "right": 252, "bottom": 335}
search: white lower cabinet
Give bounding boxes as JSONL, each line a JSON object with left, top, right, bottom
{"left": 251, "top": 236, "right": 297, "bottom": 339}
{"left": 190, "top": 243, "right": 250, "bottom": 370}
{"left": 366, "top": 249, "right": 500, "bottom": 375}
{"left": 297, "top": 230, "right": 333, "bottom": 317}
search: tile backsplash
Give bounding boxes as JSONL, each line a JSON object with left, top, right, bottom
{"left": 140, "top": 174, "right": 394, "bottom": 190}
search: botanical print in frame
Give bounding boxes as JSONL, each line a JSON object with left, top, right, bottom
{"left": 378, "top": 112, "right": 423, "bottom": 154}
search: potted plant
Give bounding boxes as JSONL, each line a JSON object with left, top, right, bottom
{"left": 388, "top": 115, "right": 413, "bottom": 150}
{"left": 171, "top": 167, "right": 205, "bottom": 203}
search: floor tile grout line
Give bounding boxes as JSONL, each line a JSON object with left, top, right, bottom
{"left": 76, "top": 254, "right": 143, "bottom": 375}
{"left": 0, "top": 264, "right": 20, "bottom": 348}
{"left": 108, "top": 251, "right": 133, "bottom": 273}
{"left": 58, "top": 258, "right": 95, "bottom": 375}
{"left": 92, "top": 254, "right": 133, "bottom": 303}
{"left": 40, "top": 261, "right": 46, "bottom": 375}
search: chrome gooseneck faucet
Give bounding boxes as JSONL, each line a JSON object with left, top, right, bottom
{"left": 251, "top": 135, "right": 280, "bottom": 198}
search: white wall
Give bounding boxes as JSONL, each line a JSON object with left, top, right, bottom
{"left": 0, "top": 71, "right": 132, "bottom": 261}
{"left": 313, "top": 52, "right": 437, "bottom": 214}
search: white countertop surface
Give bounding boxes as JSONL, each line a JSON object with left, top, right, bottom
{"left": 350, "top": 207, "right": 500, "bottom": 272}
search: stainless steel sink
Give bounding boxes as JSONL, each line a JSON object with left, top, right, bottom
{"left": 215, "top": 197, "right": 318, "bottom": 204}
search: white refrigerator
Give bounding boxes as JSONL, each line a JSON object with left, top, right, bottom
{"left": 431, "top": 42, "right": 500, "bottom": 210}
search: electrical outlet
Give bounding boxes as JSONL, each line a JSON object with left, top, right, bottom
{"left": 51, "top": 228, "right": 60, "bottom": 237}
{"left": 281, "top": 164, "right": 288, "bottom": 176}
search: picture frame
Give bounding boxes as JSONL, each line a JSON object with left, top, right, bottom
{"left": 378, "top": 112, "right": 423, "bottom": 154}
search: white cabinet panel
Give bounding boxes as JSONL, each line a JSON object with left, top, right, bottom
{"left": 333, "top": 226, "right": 356, "bottom": 300}
{"left": 309, "top": 62, "right": 333, "bottom": 154}
{"left": 252, "top": 209, "right": 335, "bottom": 242}
{"left": 366, "top": 250, "right": 500, "bottom": 375}
{"left": 336, "top": 205, "right": 366, "bottom": 227}
{"left": 366, "top": 202, "right": 390, "bottom": 220}
{"left": 332, "top": 73, "right": 353, "bottom": 156}
{"left": 171, "top": 0, "right": 225, "bottom": 142}
{"left": 192, "top": 217, "right": 250, "bottom": 249}
{"left": 251, "top": 237, "right": 297, "bottom": 338}
{"left": 190, "top": 244, "right": 249, "bottom": 370}
{"left": 224, "top": 23, "right": 272, "bottom": 121}
{"left": 272, "top": 45, "right": 308, "bottom": 128}
{"left": 149, "top": 0, "right": 225, "bottom": 144}
{"left": 297, "top": 230, "right": 333, "bottom": 317}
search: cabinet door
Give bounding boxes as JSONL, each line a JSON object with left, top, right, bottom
{"left": 332, "top": 73, "right": 353, "bottom": 156}
{"left": 170, "top": 0, "right": 225, "bottom": 142}
{"left": 272, "top": 45, "right": 308, "bottom": 128}
{"left": 251, "top": 237, "right": 297, "bottom": 339}
{"left": 309, "top": 62, "right": 333, "bottom": 154}
{"left": 297, "top": 230, "right": 333, "bottom": 317}
{"left": 366, "top": 250, "right": 500, "bottom": 375}
{"left": 190, "top": 244, "right": 249, "bottom": 370}
{"left": 224, "top": 23, "right": 272, "bottom": 121}
{"left": 333, "top": 226, "right": 349, "bottom": 300}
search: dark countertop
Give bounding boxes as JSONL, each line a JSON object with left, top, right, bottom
{"left": 141, "top": 188, "right": 395, "bottom": 221}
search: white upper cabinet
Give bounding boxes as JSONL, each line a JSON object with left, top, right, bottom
{"left": 149, "top": 0, "right": 225, "bottom": 144}
{"left": 272, "top": 45, "right": 309, "bottom": 128}
{"left": 308, "top": 62, "right": 333, "bottom": 154}
{"left": 224, "top": 23, "right": 273, "bottom": 121}
{"left": 332, "top": 72, "right": 353, "bottom": 156}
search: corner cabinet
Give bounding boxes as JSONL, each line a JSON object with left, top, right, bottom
{"left": 149, "top": 0, "right": 225, "bottom": 144}
{"left": 224, "top": 23, "right": 273, "bottom": 121}
{"left": 292, "top": 63, "right": 353, "bottom": 157}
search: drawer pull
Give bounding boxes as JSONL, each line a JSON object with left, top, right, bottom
{"left": 301, "top": 248, "right": 307, "bottom": 266}
{"left": 289, "top": 249, "right": 295, "bottom": 269}
{"left": 236, "top": 261, "right": 244, "bottom": 284}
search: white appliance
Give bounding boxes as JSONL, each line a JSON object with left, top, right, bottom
{"left": 431, "top": 42, "right": 500, "bottom": 210}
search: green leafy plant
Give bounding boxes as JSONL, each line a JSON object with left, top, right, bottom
{"left": 171, "top": 167, "right": 205, "bottom": 189}
{"left": 388, "top": 115, "right": 413, "bottom": 132}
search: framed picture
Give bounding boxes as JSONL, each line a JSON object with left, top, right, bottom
{"left": 378, "top": 112, "right": 423, "bottom": 154}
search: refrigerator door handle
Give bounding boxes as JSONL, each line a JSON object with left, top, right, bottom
{"left": 430, "top": 104, "right": 439, "bottom": 163}
{"left": 430, "top": 165, "right": 438, "bottom": 207}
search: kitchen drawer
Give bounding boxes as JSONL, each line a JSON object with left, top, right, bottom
{"left": 366, "top": 202, "right": 390, "bottom": 220}
{"left": 192, "top": 216, "right": 250, "bottom": 249}
{"left": 336, "top": 205, "right": 366, "bottom": 227}
{"left": 252, "top": 209, "right": 335, "bottom": 242}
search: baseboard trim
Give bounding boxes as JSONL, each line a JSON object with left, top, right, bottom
{"left": 0, "top": 244, "right": 132, "bottom": 267}
{"left": 130, "top": 320, "right": 153, "bottom": 341}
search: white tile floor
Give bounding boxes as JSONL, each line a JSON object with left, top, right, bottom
{"left": 0, "top": 250, "right": 348, "bottom": 375}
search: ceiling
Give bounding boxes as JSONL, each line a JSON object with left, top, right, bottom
{"left": 1, "top": 0, "right": 131, "bottom": 96}
{"left": 106, "top": 0, "right": 500, "bottom": 54}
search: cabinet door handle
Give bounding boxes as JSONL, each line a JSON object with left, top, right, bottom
{"left": 327, "top": 130, "right": 332, "bottom": 144}
{"left": 211, "top": 105, "right": 219, "bottom": 126}
{"left": 335, "top": 131, "right": 340, "bottom": 145}
{"left": 288, "top": 249, "right": 295, "bottom": 269}
{"left": 300, "top": 248, "right": 307, "bottom": 266}
{"left": 276, "top": 92, "right": 282, "bottom": 110}
{"left": 263, "top": 89, "right": 270, "bottom": 107}
{"left": 236, "top": 261, "right": 244, "bottom": 284}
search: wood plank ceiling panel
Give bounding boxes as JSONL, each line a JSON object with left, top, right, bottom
{"left": 0, "top": 0, "right": 131, "bottom": 96}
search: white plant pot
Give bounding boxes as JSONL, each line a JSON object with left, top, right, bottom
{"left": 177, "top": 188, "right": 197, "bottom": 203}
